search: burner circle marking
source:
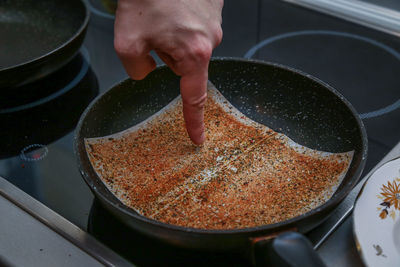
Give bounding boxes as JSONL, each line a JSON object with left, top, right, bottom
{"left": 20, "top": 144, "right": 49, "bottom": 162}
{"left": 0, "top": 47, "right": 90, "bottom": 114}
{"left": 244, "top": 30, "right": 400, "bottom": 119}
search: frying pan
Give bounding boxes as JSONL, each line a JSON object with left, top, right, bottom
{"left": 0, "top": 0, "right": 89, "bottom": 88}
{"left": 75, "top": 58, "right": 367, "bottom": 266}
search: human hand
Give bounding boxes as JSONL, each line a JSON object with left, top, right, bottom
{"left": 114, "top": 0, "right": 223, "bottom": 145}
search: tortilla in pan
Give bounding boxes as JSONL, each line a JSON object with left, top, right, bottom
{"left": 85, "top": 84, "right": 353, "bottom": 229}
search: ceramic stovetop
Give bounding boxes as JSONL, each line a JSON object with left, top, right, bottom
{"left": 0, "top": 0, "right": 399, "bottom": 265}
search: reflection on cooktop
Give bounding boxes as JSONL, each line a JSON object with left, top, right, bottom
{"left": 0, "top": 53, "right": 98, "bottom": 158}
{"left": 88, "top": 200, "right": 250, "bottom": 267}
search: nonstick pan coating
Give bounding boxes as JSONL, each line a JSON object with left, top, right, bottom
{"left": 75, "top": 58, "right": 367, "bottom": 251}
{"left": 0, "top": 0, "right": 89, "bottom": 88}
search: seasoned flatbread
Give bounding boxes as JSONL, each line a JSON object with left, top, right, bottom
{"left": 85, "top": 84, "right": 353, "bottom": 229}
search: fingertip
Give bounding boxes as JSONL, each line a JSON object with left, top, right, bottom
{"left": 180, "top": 72, "right": 208, "bottom": 146}
{"left": 189, "top": 129, "right": 205, "bottom": 145}
{"left": 182, "top": 98, "right": 206, "bottom": 146}
{"left": 183, "top": 110, "right": 205, "bottom": 145}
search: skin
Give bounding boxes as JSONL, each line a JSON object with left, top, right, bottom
{"left": 114, "top": 0, "right": 224, "bottom": 145}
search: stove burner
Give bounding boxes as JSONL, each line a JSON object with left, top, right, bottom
{"left": 360, "top": 99, "right": 400, "bottom": 119}
{"left": 0, "top": 52, "right": 98, "bottom": 158}
{"left": 20, "top": 144, "right": 48, "bottom": 162}
{"left": 0, "top": 47, "right": 90, "bottom": 114}
{"left": 245, "top": 30, "right": 400, "bottom": 119}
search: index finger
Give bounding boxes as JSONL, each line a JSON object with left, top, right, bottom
{"left": 180, "top": 67, "right": 209, "bottom": 145}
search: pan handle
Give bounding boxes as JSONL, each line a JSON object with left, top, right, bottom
{"left": 252, "top": 231, "right": 326, "bottom": 267}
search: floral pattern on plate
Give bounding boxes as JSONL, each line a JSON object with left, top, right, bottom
{"left": 377, "top": 179, "right": 400, "bottom": 220}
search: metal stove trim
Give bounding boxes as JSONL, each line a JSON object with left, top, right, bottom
{"left": 0, "top": 176, "right": 133, "bottom": 267}
{"left": 284, "top": 0, "right": 400, "bottom": 37}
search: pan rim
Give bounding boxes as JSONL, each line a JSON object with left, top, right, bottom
{"left": 0, "top": 0, "right": 90, "bottom": 72}
{"left": 75, "top": 57, "right": 368, "bottom": 236}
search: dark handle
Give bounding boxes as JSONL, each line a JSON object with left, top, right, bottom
{"left": 253, "top": 231, "right": 326, "bottom": 267}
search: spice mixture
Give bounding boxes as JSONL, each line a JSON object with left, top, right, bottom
{"left": 86, "top": 86, "right": 353, "bottom": 230}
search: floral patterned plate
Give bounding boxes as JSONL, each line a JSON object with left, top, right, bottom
{"left": 353, "top": 157, "right": 400, "bottom": 266}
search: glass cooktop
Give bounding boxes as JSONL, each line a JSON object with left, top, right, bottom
{"left": 1, "top": 0, "right": 399, "bottom": 265}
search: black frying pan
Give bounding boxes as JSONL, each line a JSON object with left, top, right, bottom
{"left": 0, "top": 0, "right": 89, "bottom": 88}
{"left": 75, "top": 58, "right": 367, "bottom": 266}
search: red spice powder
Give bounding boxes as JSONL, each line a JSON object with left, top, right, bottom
{"left": 86, "top": 88, "right": 352, "bottom": 229}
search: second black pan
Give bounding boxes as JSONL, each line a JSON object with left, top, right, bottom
{"left": 75, "top": 58, "right": 367, "bottom": 265}
{"left": 0, "top": 0, "right": 89, "bottom": 88}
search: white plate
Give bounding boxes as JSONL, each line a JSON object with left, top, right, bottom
{"left": 353, "top": 157, "right": 400, "bottom": 267}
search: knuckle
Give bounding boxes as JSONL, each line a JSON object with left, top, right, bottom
{"left": 190, "top": 41, "right": 212, "bottom": 62}
{"left": 184, "top": 93, "right": 208, "bottom": 109}
{"left": 114, "top": 37, "right": 141, "bottom": 58}
{"left": 170, "top": 49, "right": 185, "bottom": 62}
{"left": 217, "top": 0, "right": 224, "bottom": 9}
{"left": 214, "top": 27, "right": 223, "bottom": 46}
{"left": 113, "top": 37, "right": 129, "bottom": 54}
